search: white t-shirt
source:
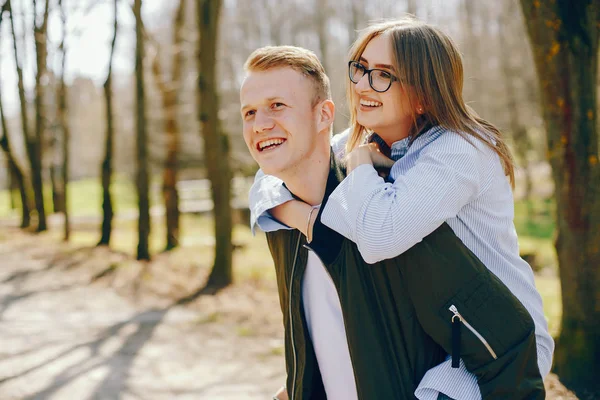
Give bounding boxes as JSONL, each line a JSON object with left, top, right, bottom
{"left": 301, "top": 250, "right": 358, "bottom": 400}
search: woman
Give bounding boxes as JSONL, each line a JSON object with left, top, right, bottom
{"left": 252, "top": 18, "right": 553, "bottom": 400}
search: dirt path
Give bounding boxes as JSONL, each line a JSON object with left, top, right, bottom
{"left": 0, "top": 227, "right": 578, "bottom": 400}
{"left": 0, "top": 228, "right": 285, "bottom": 399}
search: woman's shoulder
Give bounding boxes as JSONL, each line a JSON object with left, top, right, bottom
{"left": 420, "top": 126, "right": 497, "bottom": 160}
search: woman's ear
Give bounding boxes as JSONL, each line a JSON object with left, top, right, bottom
{"left": 317, "top": 99, "right": 335, "bottom": 133}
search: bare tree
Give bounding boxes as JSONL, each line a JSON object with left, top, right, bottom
{"left": 498, "top": 1, "right": 533, "bottom": 211}
{"left": 0, "top": 1, "right": 30, "bottom": 228}
{"left": 8, "top": 0, "right": 39, "bottom": 229}
{"left": 150, "top": 0, "right": 186, "bottom": 251}
{"left": 520, "top": 0, "right": 600, "bottom": 395}
{"left": 407, "top": 0, "right": 417, "bottom": 15}
{"left": 99, "top": 0, "right": 118, "bottom": 246}
{"left": 30, "top": 0, "right": 50, "bottom": 231}
{"left": 134, "top": 0, "right": 151, "bottom": 260}
{"left": 57, "top": 0, "right": 70, "bottom": 240}
{"left": 197, "top": 0, "right": 233, "bottom": 289}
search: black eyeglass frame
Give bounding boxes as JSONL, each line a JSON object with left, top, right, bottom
{"left": 348, "top": 60, "right": 399, "bottom": 93}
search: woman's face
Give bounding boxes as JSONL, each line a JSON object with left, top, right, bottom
{"left": 352, "top": 33, "right": 415, "bottom": 144}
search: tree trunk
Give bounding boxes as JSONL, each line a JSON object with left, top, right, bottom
{"left": 520, "top": 0, "right": 600, "bottom": 395}
{"left": 406, "top": 0, "right": 417, "bottom": 15}
{"left": 58, "top": 0, "right": 70, "bottom": 240}
{"left": 462, "top": 0, "right": 487, "bottom": 118}
{"left": 98, "top": 0, "right": 118, "bottom": 246}
{"left": 0, "top": 3, "right": 30, "bottom": 228}
{"left": 8, "top": 0, "right": 36, "bottom": 229}
{"left": 8, "top": 161, "right": 18, "bottom": 210}
{"left": 197, "top": 0, "right": 232, "bottom": 289}
{"left": 50, "top": 165, "right": 64, "bottom": 213}
{"left": 0, "top": 92, "right": 30, "bottom": 229}
{"left": 134, "top": 0, "right": 151, "bottom": 261}
{"left": 30, "top": 0, "right": 50, "bottom": 231}
{"left": 497, "top": 3, "right": 533, "bottom": 211}
{"left": 151, "top": 0, "right": 185, "bottom": 251}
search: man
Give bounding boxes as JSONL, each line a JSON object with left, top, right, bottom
{"left": 240, "top": 46, "right": 544, "bottom": 400}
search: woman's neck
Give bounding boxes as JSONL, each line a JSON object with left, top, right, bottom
{"left": 374, "top": 119, "right": 412, "bottom": 148}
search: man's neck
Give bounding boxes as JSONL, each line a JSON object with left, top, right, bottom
{"left": 281, "top": 148, "right": 330, "bottom": 206}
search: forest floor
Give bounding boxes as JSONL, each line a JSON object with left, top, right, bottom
{"left": 0, "top": 217, "right": 579, "bottom": 400}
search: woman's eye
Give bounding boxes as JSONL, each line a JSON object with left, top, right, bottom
{"left": 374, "top": 70, "right": 391, "bottom": 79}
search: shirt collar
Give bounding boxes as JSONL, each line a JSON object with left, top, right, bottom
{"left": 367, "top": 133, "right": 410, "bottom": 161}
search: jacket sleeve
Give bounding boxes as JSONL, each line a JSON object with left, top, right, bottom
{"left": 321, "top": 133, "right": 483, "bottom": 264}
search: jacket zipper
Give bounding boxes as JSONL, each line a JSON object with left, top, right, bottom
{"left": 303, "top": 244, "right": 359, "bottom": 397}
{"left": 289, "top": 234, "right": 302, "bottom": 400}
{"left": 449, "top": 304, "right": 497, "bottom": 368}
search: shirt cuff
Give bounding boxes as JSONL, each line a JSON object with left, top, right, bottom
{"left": 415, "top": 358, "right": 481, "bottom": 400}
{"left": 255, "top": 211, "right": 293, "bottom": 233}
{"left": 249, "top": 176, "right": 295, "bottom": 234}
{"left": 321, "top": 164, "right": 384, "bottom": 241}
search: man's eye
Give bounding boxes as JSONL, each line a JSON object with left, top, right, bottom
{"left": 244, "top": 110, "right": 255, "bottom": 118}
{"left": 272, "top": 102, "right": 285, "bottom": 109}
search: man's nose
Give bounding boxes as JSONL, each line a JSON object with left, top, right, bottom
{"left": 253, "top": 111, "right": 275, "bottom": 133}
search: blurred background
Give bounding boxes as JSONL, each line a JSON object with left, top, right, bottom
{"left": 0, "top": 0, "right": 597, "bottom": 399}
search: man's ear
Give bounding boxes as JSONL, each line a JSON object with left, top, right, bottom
{"left": 317, "top": 99, "right": 335, "bottom": 134}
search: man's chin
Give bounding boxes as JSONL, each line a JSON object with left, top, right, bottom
{"left": 259, "top": 165, "right": 285, "bottom": 179}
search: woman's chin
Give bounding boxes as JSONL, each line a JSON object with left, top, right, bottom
{"left": 356, "top": 115, "right": 378, "bottom": 131}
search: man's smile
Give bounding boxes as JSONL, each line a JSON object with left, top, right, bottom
{"left": 257, "top": 138, "right": 287, "bottom": 152}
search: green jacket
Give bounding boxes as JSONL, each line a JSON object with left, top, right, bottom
{"left": 266, "top": 156, "right": 545, "bottom": 400}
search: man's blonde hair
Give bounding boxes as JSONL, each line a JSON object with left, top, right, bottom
{"left": 244, "top": 46, "right": 331, "bottom": 106}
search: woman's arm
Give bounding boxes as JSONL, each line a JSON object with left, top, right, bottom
{"left": 249, "top": 129, "right": 350, "bottom": 233}
{"left": 321, "top": 133, "right": 484, "bottom": 264}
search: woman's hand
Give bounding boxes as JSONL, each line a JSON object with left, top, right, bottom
{"left": 345, "top": 143, "right": 395, "bottom": 175}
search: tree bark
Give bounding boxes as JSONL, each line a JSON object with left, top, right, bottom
{"left": 134, "top": 0, "right": 151, "bottom": 261}
{"left": 8, "top": 161, "right": 18, "bottom": 210}
{"left": 0, "top": 2, "right": 30, "bottom": 228}
{"left": 520, "top": 0, "right": 600, "bottom": 394}
{"left": 197, "top": 0, "right": 233, "bottom": 289}
{"left": 30, "top": 0, "right": 50, "bottom": 231}
{"left": 50, "top": 165, "right": 63, "bottom": 213}
{"left": 151, "top": 0, "right": 185, "bottom": 251}
{"left": 406, "top": 0, "right": 417, "bottom": 16}
{"left": 7, "top": 0, "right": 37, "bottom": 229}
{"left": 98, "top": 0, "right": 118, "bottom": 246}
{"left": 498, "top": 2, "right": 533, "bottom": 211}
{"left": 58, "top": 0, "right": 70, "bottom": 240}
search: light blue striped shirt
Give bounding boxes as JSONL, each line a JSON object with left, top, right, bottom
{"left": 249, "top": 125, "right": 554, "bottom": 400}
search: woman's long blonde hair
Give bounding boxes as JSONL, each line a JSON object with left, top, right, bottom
{"left": 346, "top": 18, "right": 515, "bottom": 187}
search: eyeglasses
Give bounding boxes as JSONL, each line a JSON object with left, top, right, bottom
{"left": 348, "top": 61, "right": 398, "bottom": 93}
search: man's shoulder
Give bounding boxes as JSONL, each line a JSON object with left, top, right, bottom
{"left": 330, "top": 128, "right": 350, "bottom": 159}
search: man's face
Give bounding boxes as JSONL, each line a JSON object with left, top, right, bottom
{"left": 240, "top": 67, "right": 320, "bottom": 178}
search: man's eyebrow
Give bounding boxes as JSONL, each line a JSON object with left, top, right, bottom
{"left": 241, "top": 96, "right": 286, "bottom": 113}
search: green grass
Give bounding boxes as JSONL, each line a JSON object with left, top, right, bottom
{"left": 514, "top": 197, "right": 556, "bottom": 240}
{"left": 535, "top": 274, "right": 562, "bottom": 337}
{"left": 0, "top": 176, "right": 163, "bottom": 218}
